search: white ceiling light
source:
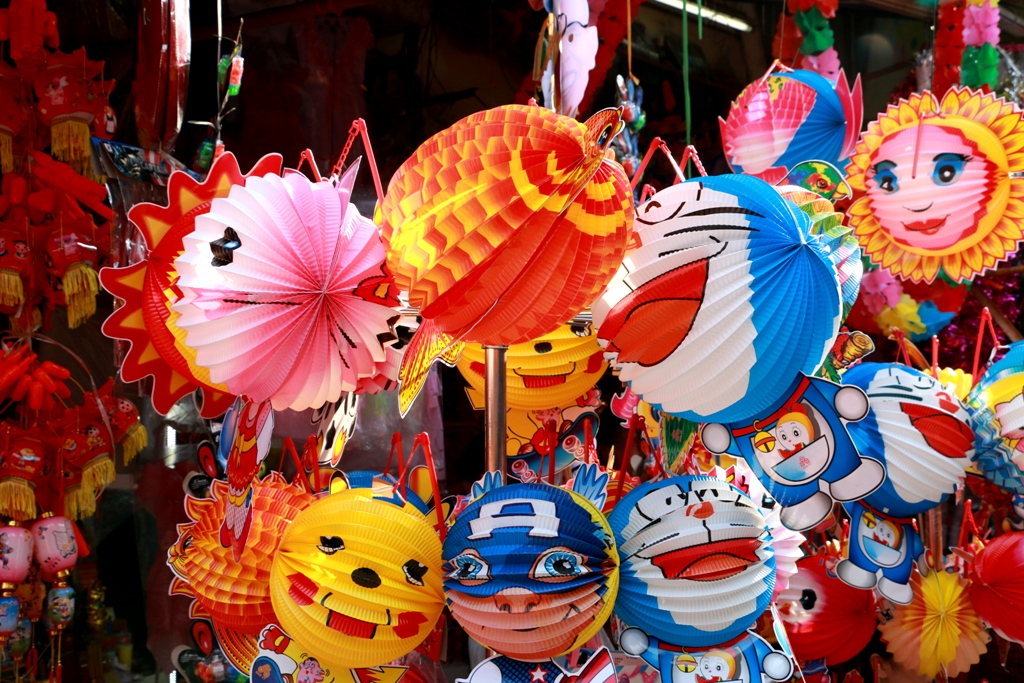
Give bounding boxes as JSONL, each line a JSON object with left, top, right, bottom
{"left": 649, "top": 0, "right": 754, "bottom": 33}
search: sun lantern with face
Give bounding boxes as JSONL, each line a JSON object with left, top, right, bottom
{"left": 594, "top": 174, "right": 841, "bottom": 424}
{"left": 843, "top": 362, "right": 974, "bottom": 517}
{"left": 442, "top": 482, "right": 619, "bottom": 661}
{"left": 607, "top": 476, "right": 775, "bottom": 648}
{"left": 269, "top": 487, "right": 444, "bottom": 669}
{"left": 846, "top": 88, "right": 1024, "bottom": 284}
{"left": 167, "top": 474, "right": 314, "bottom": 635}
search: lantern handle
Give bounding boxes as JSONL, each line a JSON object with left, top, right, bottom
{"left": 971, "top": 307, "right": 1002, "bottom": 384}
{"left": 630, "top": 137, "right": 706, "bottom": 191}
{"left": 613, "top": 413, "right": 646, "bottom": 503}
{"left": 392, "top": 432, "right": 447, "bottom": 541}
{"left": 330, "top": 119, "right": 385, "bottom": 211}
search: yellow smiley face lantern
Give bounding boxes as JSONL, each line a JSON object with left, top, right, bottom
{"left": 269, "top": 488, "right": 444, "bottom": 668}
{"left": 457, "top": 323, "right": 607, "bottom": 411}
{"left": 846, "top": 88, "right": 1024, "bottom": 284}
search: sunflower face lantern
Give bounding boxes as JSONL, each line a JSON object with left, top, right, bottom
{"left": 269, "top": 487, "right": 444, "bottom": 669}
{"left": 846, "top": 88, "right": 1024, "bottom": 284}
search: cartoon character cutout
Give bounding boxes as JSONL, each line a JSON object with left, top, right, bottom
{"left": 443, "top": 469, "right": 617, "bottom": 661}
{"left": 250, "top": 623, "right": 409, "bottom": 683}
{"left": 593, "top": 174, "right": 842, "bottom": 424}
{"left": 310, "top": 393, "right": 359, "bottom": 469}
{"left": 995, "top": 387, "right": 1024, "bottom": 464}
{"left": 607, "top": 476, "right": 775, "bottom": 649}
{"left": 619, "top": 629, "right": 793, "bottom": 683}
{"left": 701, "top": 374, "right": 882, "bottom": 531}
{"left": 221, "top": 398, "right": 274, "bottom": 562}
{"left": 846, "top": 89, "right": 1024, "bottom": 283}
{"left": 45, "top": 76, "right": 67, "bottom": 106}
{"left": 458, "top": 646, "right": 616, "bottom": 683}
{"left": 836, "top": 501, "right": 926, "bottom": 605}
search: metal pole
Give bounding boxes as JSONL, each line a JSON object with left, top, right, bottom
{"left": 484, "top": 345, "right": 508, "bottom": 482}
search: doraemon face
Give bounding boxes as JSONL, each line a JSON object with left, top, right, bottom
{"left": 697, "top": 651, "right": 736, "bottom": 682}
{"left": 745, "top": 399, "right": 838, "bottom": 485}
{"left": 443, "top": 483, "right": 618, "bottom": 661}
{"left": 608, "top": 476, "right": 775, "bottom": 647}
{"left": 847, "top": 363, "right": 974, "bottom": 513}
{"left": 593, "top": 174, "right": 840, "bottom": 423}
{"left": 856, "top": 509, "right": 906, "bottom": 568}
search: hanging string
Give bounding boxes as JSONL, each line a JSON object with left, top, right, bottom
{"left": 970, "top": 307, "right": 1001, "bottom": 383}
{"left": 626, "top": 0, "right": 634, "bottom": 83}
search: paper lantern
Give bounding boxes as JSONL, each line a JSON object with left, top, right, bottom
{"left": 967, "top": 531, "right": 1024, "bottom": 644}
{"left": 0, "top": 595, "right": 17, "bottom": 642}
{"left": 844, "top": 363, "right": 974, "bottom": 517}
{"left": 172, "top": 160, "right": 400, "bottom": 411}
{"left": 29, "top": 514, "right": 76, "bottom": 583}
{"left": 0, "top": 228, "right": 30, "bottom": 310}
{"left": 7, "top": 618, "right": 30, "bottom": 658}
{"left": 443, "top": 482, "right": 618, "bottom": 661}
{"left": 0, "top": 436, "right": 45, "bottom": 522}
{"left": 380, "top": 103, "right": 632, "bottom": 411}
{"left": 0, "top": 522, "right": 33, "bottom": 588}
{"left": 846, "top": 88, "right": 1024, "bottom": 284}
{"left": 878, "top": 569, "right": 989, "bottom": 679}
{"left": 15, "top": 568, "right": 43, "bottom": 622}
{"left": 966, "top": 341, "right": 1024, "bottom": 495}
{"left": 607, "top": 476, "right": 774, "bottom": 647}
{"left": 719, "top": 69, "right": 862, "bottom": 185}
{"left": 45, "top": 586, "right": 73, "bottom": 631}
{"left": 100, "top": 152, "right": 282, "bottom": 418}
{"left": 594, "top": 174, "right": 841, "bottom": 424}
{"left": 778, "top": 555, "right": 877, "bottom": 665}
{"left": 42, "top": 219, "right": 100, "bottom": 329}
{"left": 700, "top": 373, "right": 881, "bottom": 531}
{"left": 167, "top": 474, "right": 313, "bottom": 634}
{"left": 0, "top": 64, "right": 29, "bottom": 175}
{"left": 270, "top": 487, "right": 444, "bottom": 669}
{"left": 457, "top": 323, "right": 606, "bottom": 412}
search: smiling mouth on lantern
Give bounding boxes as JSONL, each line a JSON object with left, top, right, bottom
{"left": 287, "top": 573, "right": 426, "bottom": 640}
{"left": 648, "top": 537, "right": 762, "bottom": 581}
{"left": 600, "top": 253, "right": 718, "bottom": 367}
{"left": 900, "top": 215, "right": 948, "bottom": 236}
{"left": 511, "top": 604, "right": 584, "bottom": 632}
{"left": 900, "top": 402, "right": 973, "bottom": 459}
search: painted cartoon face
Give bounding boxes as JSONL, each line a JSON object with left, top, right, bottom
{"left": 846, "top": 363, "right": 974, "bottom": 514}
{"left": 866, "top": 125, "right": 995, "bottom": 252}
{"left": 443, "top": 483, "right": 618, "bottom": 661}
{"left": 296, "top": 658, "right": 325, "bottom": 683}
{"left": 310, "top": 393, "right": 359, "bottom": 468}
{"left": 13, "top": 242, "right": 26, "bottom": 259}
{"left": 271, "top": 487, "right": 444, "bottom": 669}
{"left": 698, "top": 652, "right": 735, "bottom": 682}
{"left": 458, "top": 323, "right": 607, "bottom": 412}
{"left": 594, "top": 175, "right": 839, "bottom": 423}
{"left": 775, "top": 417, "right": 811, "bottom": 454}
{"left": 857, "top": 510, "right": 905, "bottom": 568}
{"left": 608, "top": 476, "right": 775, "bottom": 647}
{"left": 746, "top": 399, "right": 838, "bottom": 485}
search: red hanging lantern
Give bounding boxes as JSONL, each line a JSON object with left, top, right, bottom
{"left": 967, "top": 532, "right": 1024, "bottom": 644}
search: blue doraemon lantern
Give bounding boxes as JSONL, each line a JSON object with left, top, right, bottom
{"left": 594, "top": 174, "right": 842, "bottom": 426}
{"left": 608, "top": 476, "right": 775, "bottom": 648}
{"left": 701, "top": 374, "right": 884, "bottom": 531}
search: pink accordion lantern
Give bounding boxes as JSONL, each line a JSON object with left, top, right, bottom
{"left": 0, "top": 522, "right": 33, "bottom": 588}
{"left": 30, "top": 514, "right": 78, "bottom": 584}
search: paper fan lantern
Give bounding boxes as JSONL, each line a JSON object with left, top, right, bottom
{"left": 778, "top": 185, "right": 862, "bottom": 320}
{"left": 270, "top": 487, "right": 444, "bottom": 669}
{"left": 166, "top": 474, "right": 313, "bottom": 634}
{"left": 966, "top": 341, "right": 1024, "bottom": 495}
{"left": 100, "top": 152, "right": 281, "bottom": 417}
{"left": 457, "top": 322, "right": 606, "bottom": 411}
{"left": 173, "top": 161, "right": 401, "bottom": 411}
{"left": 381, "top": 103, "right": 631, "bottom": 347}
{"left": 844, "top": 362, "right": 974, "bottom": 517}
{"left": 878, "top": 570, "right": 989, "bottom": 679}
{"left": 442, "top": 482, "right": 618, "bottom": 661}
{"left": 967, "top": 531, "right": 1024, "bottom": 644}
{"left": 607, "top": 476, "right": 775, "bottom": 647}
{"left": 846, "top": 88, "right": 1024, "bottom": 284}
{"left": 778, "top": 555, "right": 877, "bottom": 665}
{"left": 595, "top": 174, "right": 841, "bottom": 424}
{"left": 719, "top": 69, "right": 862, "bottom": 185}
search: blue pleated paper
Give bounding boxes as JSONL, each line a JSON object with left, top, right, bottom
{"left": 966, "top": 342, "right": 1024, "bottom": 495}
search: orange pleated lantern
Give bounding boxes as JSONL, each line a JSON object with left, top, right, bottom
{"left": 380, "top": 104, "right": 632, "bottom": 412}
{"left": 167, "top": 474, "right": 313, "bottom": 634}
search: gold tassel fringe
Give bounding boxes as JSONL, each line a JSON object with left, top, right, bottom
{"left": 120, "top": 423, "right": 148, "bottom": 464}
{"left": 11, "top": 307, "right": 41, "bottom": 334}
{"left": 50, "top": 118, "right": 99, "bottom": 180}
{"left": 0, "top": 478, "right": 35, "bottom": 521}
{"left": 64, "top": 262, "right": 99, "bottom": 329}
{"left": 82, "top": 455, "right": 115, "bottom": 494}
{"left": 0, "top": 270, "right": 23, "bottom": 307}
{"left": 63, "top": 485, "right": 96, "bottom": 521}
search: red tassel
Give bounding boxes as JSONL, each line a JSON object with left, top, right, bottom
{"left": 72, "top": 521, "right": 90, "bottom": 558}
